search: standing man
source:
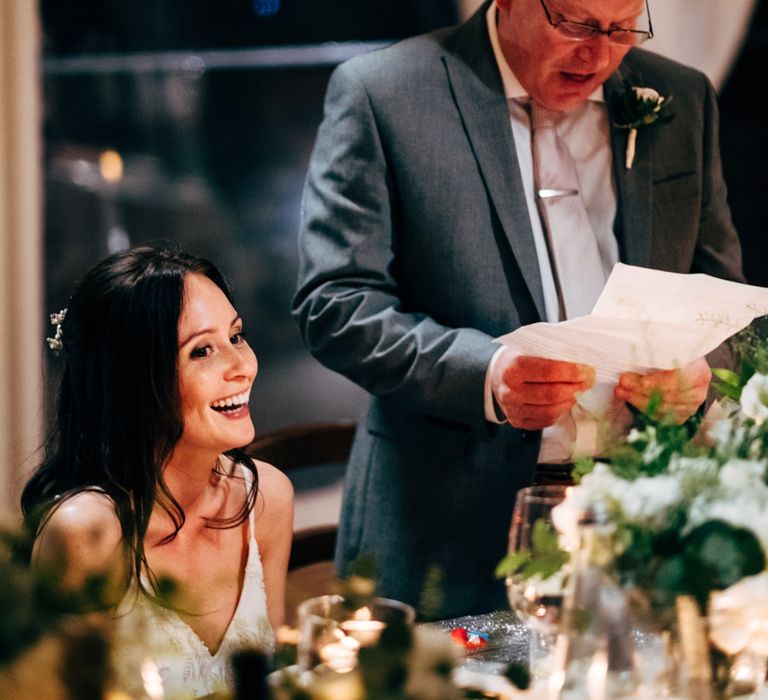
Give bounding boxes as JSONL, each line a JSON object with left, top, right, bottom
{"left": 293, "top": 0, "right": 742, "bottom": 617}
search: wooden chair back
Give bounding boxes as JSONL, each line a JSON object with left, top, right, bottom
{"left": 245, "top": 420, "right": 355, "bottom": 571}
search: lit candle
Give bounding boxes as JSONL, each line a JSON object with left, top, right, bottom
{"left": 339, "top": 606, "right": 386, "bottom": 646}
{"left": 318, "top": 630, "right": 361, "bottom": 673}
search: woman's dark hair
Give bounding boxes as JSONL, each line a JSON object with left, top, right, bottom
{"left": 21, "top": 245, "right": 258, "bottom": 594}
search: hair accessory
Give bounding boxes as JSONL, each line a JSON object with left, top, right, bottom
{"left": 46, "top": 308, "right": 67, "bottom": 353}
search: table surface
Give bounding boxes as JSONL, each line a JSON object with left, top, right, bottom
{"left": 428, "top": 609, "right": 529, "bottom": 672}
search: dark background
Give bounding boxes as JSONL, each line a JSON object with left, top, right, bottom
{"left": 40, "top": 0, "right": 768, "bottom": 433}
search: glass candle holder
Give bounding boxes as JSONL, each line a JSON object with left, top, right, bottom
{"left": 296, "top": 594, "right": 415, "bottom": 676}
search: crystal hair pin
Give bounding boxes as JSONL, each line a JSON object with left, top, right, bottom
{"left": 46, "top": 308, "right": 67, "bottom": 353}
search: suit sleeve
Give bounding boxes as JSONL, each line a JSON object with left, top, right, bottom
{"left": 694, "top": 75, "right": 745, "bottom": 373}
{"left": 693, "top": 74, "right": 743, "bottom": 284}
{"left": 292, "top": 62, "right": 499, "bottom": 428}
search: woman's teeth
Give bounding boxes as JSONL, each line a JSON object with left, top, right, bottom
{"left": 210, "top": 391, "right": 249, "bottom": 412}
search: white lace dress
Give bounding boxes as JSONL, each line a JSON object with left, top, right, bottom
{"left": 113, "top": 482, "right": 274, "bottom": 699}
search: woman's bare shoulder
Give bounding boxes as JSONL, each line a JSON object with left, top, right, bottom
{"left": 252, "top": 460, "right": 293, "bottom": 548}
{"left": 255, "top": 460, "right": 294, "bottom": 506}
{"left": 33, "top": 490, "right": 123, "bottom": 587}
{"left": 38, "top": 490, "right": 121, "bottom": 539}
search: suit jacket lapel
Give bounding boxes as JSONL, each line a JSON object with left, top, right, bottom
{"left": 441, "top": 4, "right": 546, "bottom": 321}
{"left": 607, "top": 57, "right": 652, "bottom": 268}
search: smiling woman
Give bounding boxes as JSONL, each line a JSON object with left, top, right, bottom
{"left": 20, "top": 246, "right": 293, "bottom": 698}
{"left": 175, "top": 273, "right": 259, "bottom": 462}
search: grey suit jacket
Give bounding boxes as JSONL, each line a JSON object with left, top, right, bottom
{"left": 292, "top": 2, "right": 743, "bottom": 617}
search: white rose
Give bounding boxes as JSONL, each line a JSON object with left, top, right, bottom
{"left": 633, "top": 86, "right": 664, "bottom": 114}
{"left": 633, "top": 86, "right": 660, "bottom": 102}
{"left": 552, "top": 495, "right": 581, "bottom": 551}
{"left": 552, "top": 464, "right": 620, "bottom": 549}
{"left": 618, "top": 474, "right": 681, "bottom": 525}
{"left": 668, "top": 456, "right": 720, "bottom": 498}
{"left": 708, "top": 418, "right": 736, "bottom": 450}
{"left": 719, "top": 459, "right": 767, "bottom": 492}
{"left": 740, "top": 373, "right": 768, "bottom": 425}
{"left": 669, "top": 455, "right": 719, "bottom": 477}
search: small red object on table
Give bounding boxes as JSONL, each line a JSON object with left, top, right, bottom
{"left": 450, "top": 627, "right": 489, "bottom": 651}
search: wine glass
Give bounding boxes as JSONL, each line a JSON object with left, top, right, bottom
{"left": 506, "top": 484, "right": 569, "bottom": 676}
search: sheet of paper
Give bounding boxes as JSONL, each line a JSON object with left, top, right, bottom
{"left": 497, "top": 263, "right": 768, "bottom": 415}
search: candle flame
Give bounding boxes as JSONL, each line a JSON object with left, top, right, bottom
{"left": 354, "top": 606, "right": 373, "bottom": 622}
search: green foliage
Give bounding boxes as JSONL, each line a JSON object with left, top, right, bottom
{"left": 503, "top": 662, "right": 532, "bottom": 690}
{"left": 644, "top": 520, "right": 766, "bottom": 612}
{"left": 568, "top": 404, "right": 687, "bottom": 486}
{"left": 495, "top": 318, "right": 768, "bottom": 631}
{"left": 495, "top": 519, "right": 568, "bottom": 581}
{"left": 339, "top": 555, "right": 379, "bottom": 611}
{"left": 711, "top": 367, "right": 743, "bottom": 401}
{"left": 731, "top": 315, "right": 768, "bottom": 373}
{"left": 712, "top": 316, "right": 768, "bottom": 399}
{"left": 350, "top": 554, "right": 378, "bottom": 582}
{"left": 0, "top": 526, "right": 115, "bottom": 666}
{"left": 614, "top": 523, "right": 656, "bottom": 578}
{"left": 603, "top": 421, "right": 693, "bottom": 482}
{"left": 572, "top": 455, "right": 595, "bottom": 482}
{"left": 685, "top": 521, "right": 765, "bottom": 606}
{"left": 358, "top": 617, "right": 413, "bottom": 699}
{"left": 417, "top": 565, "right": 445, "bottom": 622}
{"left": 272, "top": 637, "right": 297, "bottom": 670}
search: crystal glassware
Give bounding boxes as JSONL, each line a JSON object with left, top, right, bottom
{"left": 506, "top": 484, "right": 569, "bottom": 675}
{"left": 296, "top": 594, "right": 415, "bottom": 678}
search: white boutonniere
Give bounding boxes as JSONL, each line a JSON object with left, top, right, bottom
{"left": 609, "top": 80, "right": 674, "bottom": 169}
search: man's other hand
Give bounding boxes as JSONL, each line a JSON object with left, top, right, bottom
{"left": 614, "top": 357, "right": 711, "bottom": 424}
{"left": 492, "top": 352, "right": 596, "bottom": 430}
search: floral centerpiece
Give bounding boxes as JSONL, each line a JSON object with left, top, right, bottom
{"left": 552, "top": 412, "right": 767, "bottom": 614}
{"left": 501, "top": 321, "right": 768, "bottom": 697}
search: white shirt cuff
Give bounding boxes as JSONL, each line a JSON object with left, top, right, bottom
{"left": 484, "top": 344, "right": 520, "bottom": 423}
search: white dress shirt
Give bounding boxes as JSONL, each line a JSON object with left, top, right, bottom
{"left": 483, "top": 4, "right": 628, "bottom": 461}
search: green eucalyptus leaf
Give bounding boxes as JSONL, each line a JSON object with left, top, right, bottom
{"left": 496, "top": 519, "right": 568, "bottom": 580}
{"left": 711, "top": 367, "right": 742, "bottom": 387}
{"left": 531, "top": 519, "right": 558, "bottom": 554}
{"left": 495, "top": 551, "right": 531, "bottom": 579}
{"left": 713, "top": 381, "right": 742, "bottom": 401}
{"left": 521, "top": 554, "right": 567, "bottom": 580}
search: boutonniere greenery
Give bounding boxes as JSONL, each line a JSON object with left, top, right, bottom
{"left": 609, "top": 79, "right": 674, "bottom": 170}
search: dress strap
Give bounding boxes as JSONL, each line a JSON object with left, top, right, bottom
{"left": 239, "top": 462, "right": 257, "bottom": 539}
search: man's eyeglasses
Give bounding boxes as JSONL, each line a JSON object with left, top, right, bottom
{"left": 539, "top": 0, "right": 654, "bottom": 46}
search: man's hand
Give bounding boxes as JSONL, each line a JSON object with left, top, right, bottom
{"left": 492, "top": 352, "right": 596, "bottom": 430}
{"left": 614, "top": 357, "right": 711, "bottom": 424}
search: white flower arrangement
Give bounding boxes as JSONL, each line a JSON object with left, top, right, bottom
{"left": 739, "top": 373, "right": 768, "bottom": 425}
{"left": 549, "top": 367, "right": 768, "bottom": 613}
{"left": 497, "top": 323, "right": 768, "bottom": 691}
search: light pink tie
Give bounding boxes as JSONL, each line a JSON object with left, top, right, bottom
{"left": 531, "top": 101, "right": 606, "bottom": 320}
